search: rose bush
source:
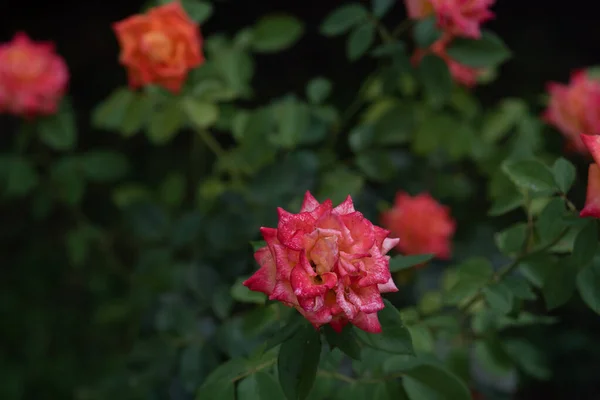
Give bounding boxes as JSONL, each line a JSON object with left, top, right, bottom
{"left": 2, "top": 1, "right": 600, "bottom": 399}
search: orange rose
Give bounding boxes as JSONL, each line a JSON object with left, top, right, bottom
{"left": 113, "top": 1, "right": 204, "bottom": 93}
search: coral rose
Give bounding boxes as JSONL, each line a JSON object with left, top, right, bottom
{"left": 405, "top": 0, "right": 435, "bottom": 19}
{"left": 543, "top": 71, "right": 600, "bottom": 155}
{"left": 113, "top": 1, "right": 204, "bottom": 93}
{"left": 0, "top": 32, "right": 68, "bottom": 117}
{"left": 381, "top": 192, "right": 456, "bottom": 260}
{"left": 413, "top": 36, "right": 485, "bottom": 87}
{"left": 404, "top": 0, "right": 495, "bottom": 39}
{"left": 244, "top": 192, "right": 400, "bottom": 334}
{"left": 580, "top": 134, "right": 600, "bottom": 218}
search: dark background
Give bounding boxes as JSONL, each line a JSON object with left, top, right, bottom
{"left": 2, "top": 1, "right": 600, "bottom": 399}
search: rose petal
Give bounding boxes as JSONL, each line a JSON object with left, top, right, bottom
{"left": 581, "top": 163, "right": 600, "bottom": 219}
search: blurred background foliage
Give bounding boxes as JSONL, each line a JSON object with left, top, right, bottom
{"left": 1, "top": 1, "right": 600, "bottom": 400}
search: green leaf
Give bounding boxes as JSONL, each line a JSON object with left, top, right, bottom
{"left": 263, "top": 312, "right": 304, "bottom": 352}
{"left": 552, "top": 157, "right": 576, "bottom": 194}
{"left": 445, "top": 258, "right": 493, "bottom": 305}
{"left": 318, "top": 166, "right": 364, "bottom": 206}
{"left": 238, "top": 372, "right": 286, "bottom": 400}
{"left": 502, "top": 276, "right": 536, "bottom": 300}
{"left": 577, "top": 256, "right": 600, "bottom": 314}
{"left": 320, "top": 4, "right": 369, "bottom": 36}
{"left": 271, "top": 96, "right": 311, "bottom": 149}
{"left": 446, "top": 30, "right": 511, "bottom": 68}
{"left": 571, "top": 220, "right": 598, "bottom": 268}
{"left": 146, "top": 100, "right": 185, "bottom": 145}
{"left": 231, "top": 277, "right": 266, "bottom": 305}
{"left": 66, "top": 224, "right": 100, "bottom": 267}
{"left": 355, "top": 150, "right": 395, "bottom": 182}
{"left": 251, "top": 14, "right": 304, "bottom": 52}
{"left": 542, "top": 261, "right": 576, "bottom": 310}
{"left": 495, "top": 222, "right": 527, "bottom": 256}
{"left": 121, "top": 94, "right": 153, "bottom": 137}
{"left": 50, "top": 157, "right": 86, "bottom": 205}
{"left": 92, "top": 88, "right": 135, "bottom": 131}
{"left": 80, "top": 151, "right": 130, "bottom": 182}
{"left": 183, "top": 97, "right": 219, "bottom": 128}
{"left": 181, "top": 0, "right": 213, "bottom": 23}
{"left": 401, "top": 360, "right": 471, "bottom": 400}
{"left": 354, "top": 300, "right": 414, "bottom": 355}
{"left": 536, "top": 198, "right": 567, "bottom": 245}
{"left": 323, "top": 325, "right": 362, "bottom": 360}
{"left": 413, "top": 16, "right": 442, "bottom": 48}
{"left": 502, "top": 159, "right": 557, "bottom": 193}
{"left": 278, "top": 323, "right": 322, "bottom": 400}
{"left": 417, "top": 55, "right": 453, "bottom": 107}
{"left": 503, "top": 339, "right": 551, "bottom": 380}
{"left": 347, "top": 23, "right": 376, "bottom": 61}
{"left": 112, "top": 183, "right": 151, "bottom": 208}
{"left": 488, "top": 191, "right": 523, "bottom": 216}
{"left": 389, "top": 254, "right": 435, "bottom": 272}
{"left": 372, "top": 102, "right": 415, "bottom": 146}
{"left": 372, "top": 0, "right": 395, "bottom": 17}
{"left": 481, "top": 98, "right": 526, "bottom": 143}
{"left": 196, "top": 380, "right": 235, "bottom": 400}
{"left": 483, "top": 283, "right": 514, "bottom": 314}
{"left": 306, "top": 77, "right": 332, "bottom": 104}
{"left": 4, "top": 156, "right": 38, "bottom": 197}
{"left": 38, "top": 101, "right": 76, "bottom": 151}
{"left": 159, "top": 172, "right": 186, "bottom": 208}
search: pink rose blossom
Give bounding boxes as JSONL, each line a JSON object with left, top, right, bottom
{"left": 430, "top": 0, "right": 495, "bottom": 39}
{"left": 244, "top": 192, "right": 399, "bottom": 334}
{"left": 0, "top": 32, "right": 68, "bottom": 117}
{"left": 544, "top": 71, "right": 600, "bottom": 155}
{"left": 404, "top": 0, "right": 495, "bottom": 39}
{"left": 580, "top": 134, "right": 600, "bottom": 218}
{"left": 580, "top": 163, "right": 600, "bottom": 219}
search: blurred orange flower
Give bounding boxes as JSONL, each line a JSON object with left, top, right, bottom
{"left": 113, "top": 1, "right": 204, "bottom": 93}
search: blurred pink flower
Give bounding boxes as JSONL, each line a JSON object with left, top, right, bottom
{"left": 0, "top": 32, "right": 68, "bottom": 117}
{"left": 404, "top": 0, "right": 495, "bottom": 39}
{"left": 544, "top": 71, "right": 600, "bottom": 155}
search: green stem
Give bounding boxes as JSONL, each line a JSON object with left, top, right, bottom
{"left": 560, "top": 193, "right": 578, "bottom": 213}
{"left": 458, "top": 227, "right": 570, "bottom": 315}
{"left": 195, "top": 128, "right": 242, "bottom": 185}
{"left": 391, "top": 19, "right": 414, "bottom": 38}
{"left": 15, "top": 121, "right": 36, "bottom": 154}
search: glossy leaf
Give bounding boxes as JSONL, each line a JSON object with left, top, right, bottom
{"left": 252, "top": 14, "right": 305, "bottom": 52}
{"left": 320, "top": 4, "right": 369, "bottom": 36}
{"left": 347, "top": 23, "right": 376, "bottom": 61}
{"left": 446, "top": 31, "right": 511, "bottom": 67}
{"left": 278, "top": 323, "right": 321, "bottom": 400}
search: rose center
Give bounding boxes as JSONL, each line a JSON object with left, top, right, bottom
{"left": 141, "top": 31, "right": 172, "bottom": 62}
{"left": 4, "top": 48, "right": 44, "bottom": 81}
